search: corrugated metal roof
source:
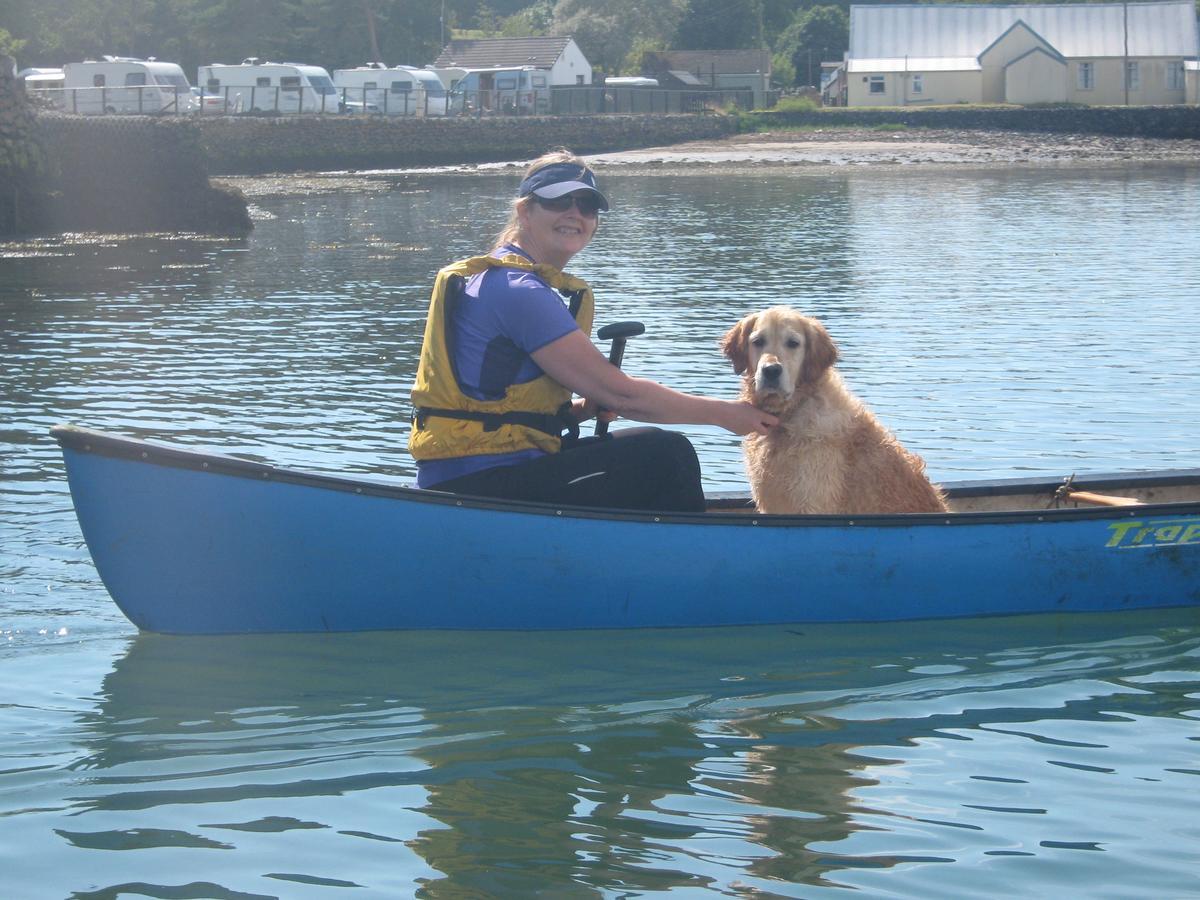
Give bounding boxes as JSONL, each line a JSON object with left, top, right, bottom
{"left": 847, "top": 57, "right": 982, "bottom": 72}
{"left": 850, "top": 2, "right": 1199, "bottom": 60}
{"left": 433, "top": 36, "right": 574, "bottom": 69}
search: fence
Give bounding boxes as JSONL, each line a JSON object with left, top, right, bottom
{"left": 28, "top": 84, "right": 763, "bottom": 117}
{"left": 30, "top": 85, "right": 193, "bottom": 116}
{"left": 551, "top": 86, "right": 757, "bottom": 115}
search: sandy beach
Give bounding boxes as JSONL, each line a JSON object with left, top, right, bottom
{"left": 219, "top": 125, "right": 1200, "bottom": 198}
{"left": 591, "top": 127, "right": 1200, "bottom": 171}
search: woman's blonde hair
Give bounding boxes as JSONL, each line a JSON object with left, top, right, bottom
{"left": 493, "top": 148, "right": 596, "bottom": 251}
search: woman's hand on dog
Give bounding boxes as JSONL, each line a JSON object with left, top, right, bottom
{"left": 718, "top": 400, "right": 778, "bottom": 436}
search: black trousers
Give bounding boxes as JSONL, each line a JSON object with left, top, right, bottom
{"left": 430, "top": 428, "right": 706, "bottom": 512}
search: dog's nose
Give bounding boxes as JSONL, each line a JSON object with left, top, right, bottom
{"left": 762, "top": 362, "right": 783, "bottom": 382}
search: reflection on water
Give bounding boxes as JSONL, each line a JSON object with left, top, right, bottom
{"left": 0, "top": 612, "right": 1193, "bottom": 896}
{"left": 2, "top": 163, "right": 1200, "bottom": 895}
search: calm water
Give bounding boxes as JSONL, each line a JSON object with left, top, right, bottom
{"left": 2, "top": 161, "right": 1199, "bottom": 896}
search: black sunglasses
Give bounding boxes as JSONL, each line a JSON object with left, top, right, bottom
{"left": 532, "top": 192, "right": 603, "bottom": 217}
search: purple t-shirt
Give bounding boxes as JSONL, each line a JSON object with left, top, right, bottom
{"left": 416, "top": 246, "right": 581, "bottom": 488}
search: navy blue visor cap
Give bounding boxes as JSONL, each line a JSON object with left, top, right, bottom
{"left": 517, "top": 163, "right": 610, "bottom": 211}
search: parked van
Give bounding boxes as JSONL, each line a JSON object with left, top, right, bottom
{"left": 197, "top": 59, "right": 338, "bottom": 114}
{"left": 450, "top": 67, "right": 551, "bottom": 115}
{"left": 331, "top": 63, "right": 450, "bottom": 116}
{"left": 61, "top": 57, "right": 193, "bottom": 115}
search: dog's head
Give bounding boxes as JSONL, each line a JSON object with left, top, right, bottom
{"left": 720, "top": 307, "right": 839, "bottom": 410}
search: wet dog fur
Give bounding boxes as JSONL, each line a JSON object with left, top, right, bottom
{"left": 721, "top": 306, "right": 948, "bottom": 515}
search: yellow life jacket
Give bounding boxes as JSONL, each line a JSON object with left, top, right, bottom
{"left": 408, "top": 253, "right": 595, "bottom": 461}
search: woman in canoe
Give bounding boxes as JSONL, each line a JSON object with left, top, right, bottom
{"left": 409, "top": 148, "right": 776, "bottom": 511}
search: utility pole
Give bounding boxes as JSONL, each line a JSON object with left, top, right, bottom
{"left": 362, "top": 1, "right": 382, "bottom": 64}
{"left": 1123, "top": 0, "right": 1129, "bottom": 106}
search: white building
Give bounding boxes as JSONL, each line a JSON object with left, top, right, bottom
{"left": 838, "top": 1, "right": 1199, "bottom": 107}
{"left": 433, "top": 36, "right": 592, "bottom": 86}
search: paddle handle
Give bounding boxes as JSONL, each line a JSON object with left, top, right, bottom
{"left": 595, "top": 321, "right": 645, "bottom": 437}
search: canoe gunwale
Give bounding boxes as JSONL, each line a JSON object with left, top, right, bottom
{"left": 50, "top": 424, "right": 1200, "bottom": 529}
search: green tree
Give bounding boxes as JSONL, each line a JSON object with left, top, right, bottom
{"left": 775, "top": 4, "right": 847, "bottom": 87}
{"left": 1, "top": 26, "right": 25, "bottom": 59}
{"left": 674, "top": 0, "right": 764, "bottom": 50}
{"left": 552, "top": 0, "right": 685, "bottom": 76}
{"left": 500, "top": 0, "right": 555, "bottom": 37}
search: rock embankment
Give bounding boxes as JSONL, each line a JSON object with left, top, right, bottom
{"left": 1, "top": 59, "right": 249, "bottom": 238}
{"left": 36, "top": 115, "right": 251, "bottom": 235}
{"left": 0, "top": 54, "right": 52, "bottom": 234}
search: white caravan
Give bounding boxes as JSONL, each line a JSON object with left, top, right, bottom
{"left": 61, "top": 57, "right": 193, "bottom": 114}
{"left": 605, "top": 76, "right": 659, "bottom": 87}
{"left": 18, "top": 67, "right": 66, "bottom": 88}
{"left": 197, "top": 59, "right": 338, "bottom": 114}
{"left": 331, "top": 63, "right": 450, "bottom": 116}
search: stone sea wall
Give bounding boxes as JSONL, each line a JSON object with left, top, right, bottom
{"left": 743, "top": 104, "right": 1200, "bottom": 139}
{"left": 194, "top": 113, "right": 738, "bottom": 175}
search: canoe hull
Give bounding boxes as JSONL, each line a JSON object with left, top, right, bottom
{"left": 54, "top": 427, "right": 1200, "bottom": 634}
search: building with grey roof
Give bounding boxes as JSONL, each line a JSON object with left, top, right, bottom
{"left": 641, "top": 50, "right": 772, "bottom": 107}
{"left": 433, "top": 36, "right": 592, "bottom": 86}
{"left": 830, "top": 1, "right": 1198, "bottom": 106}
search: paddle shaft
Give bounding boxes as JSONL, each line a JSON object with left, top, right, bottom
{"left": 595, "top": 321, "right": 645, "bottom": 437}
{"left": 594, "top": 339, "right": 627, "bottom": 438}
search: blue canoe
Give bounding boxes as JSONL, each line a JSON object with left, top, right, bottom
{"left": 52, "top": 425, "right": 1200, "bottom": 634}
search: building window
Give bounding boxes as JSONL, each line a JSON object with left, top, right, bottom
{"left": 911, "top": 74, "right": 923, "bottom": 94}
{"left": 869, "top": 75, "right": 885, "bottom": 94}
{"left": 1167, "top": 61, "right": 1185, "bottom": 90}
{"left": 1077, "top": 61, "right": 1094, "bottom": 90}
{"left": 1125, "top": 61, "right": 1140, "bottom": 91}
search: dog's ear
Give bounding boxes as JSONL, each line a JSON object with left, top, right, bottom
{"left": 800, "top": 319, "right": 839, "bottom": 383}
{"left": 720, "top": 314, "right": 756, "bottom": 375}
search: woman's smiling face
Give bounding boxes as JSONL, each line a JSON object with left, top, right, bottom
{"left": 515, "top": 193, "right": 599, "bottom": 269}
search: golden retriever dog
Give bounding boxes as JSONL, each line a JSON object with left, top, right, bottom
{"left": 721, "top": 307, "right": 948, "bottom": 515}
